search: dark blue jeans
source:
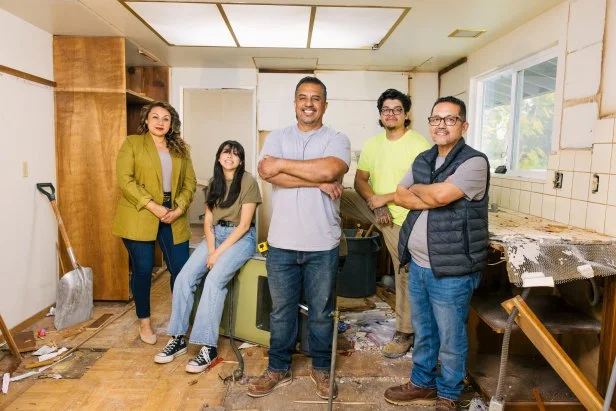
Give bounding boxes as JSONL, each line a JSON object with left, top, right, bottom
{"left": 122, "top": 200, "right": 189, "bottom": 319}
{"left": 409, "top": 260, "right": 481, "bottom": 401}
{"left": 266, "top": 246, "right": 338, "bottom": 371}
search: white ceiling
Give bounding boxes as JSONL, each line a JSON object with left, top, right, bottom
{"left": 0, "top": 0, "right": 566, "bottom": 71}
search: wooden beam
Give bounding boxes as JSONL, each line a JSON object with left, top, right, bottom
{"left": 0, "top": 65, "right": 56, "bottom": 87}
{"left": 599, "top": 277, "right": 616, "bottom": 410}
{"left": 0, "top": 313, "right": 23, "bottom": 362}
{"left": 307, "top": 6, "right": 316, "bottom": 49}
{"left": 501, "top": 296, "right": 606, "bottom": 411}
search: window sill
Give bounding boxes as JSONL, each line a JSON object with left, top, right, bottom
{"left": 490, "top": 171, "right": 547, "bottom": 184}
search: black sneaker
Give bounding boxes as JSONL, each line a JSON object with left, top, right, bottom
{"left": 185, "top": 345, "right": 218, "bottom": 373}
{"left": 154, "top": 336, "right": 187, "bottom": 364}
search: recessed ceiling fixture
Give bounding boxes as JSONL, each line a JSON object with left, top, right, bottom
{"left": 448, "top": 29, "right": 487, "bottom": 39}
{"left": 121, "top": 1, "right": 409, "bottom": 49}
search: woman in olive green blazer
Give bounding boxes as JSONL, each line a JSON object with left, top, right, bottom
{"left": 113, "top": 101, "right": 196, "bottom": 345}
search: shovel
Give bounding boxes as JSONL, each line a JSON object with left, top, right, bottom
{"left": 37, "top": 183, "right": 93, "bottom": 330}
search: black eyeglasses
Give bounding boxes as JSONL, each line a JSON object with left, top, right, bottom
{"left": 428, "top": 115, "right": 464, "bottom": 126}
{"left": 381, "top": 107, "right": 404, "bottom": 115}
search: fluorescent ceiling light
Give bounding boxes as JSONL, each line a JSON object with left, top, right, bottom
{"left": 448, "top": 29, "right": 486, "bottom": 38}
{"left": 310, "top": 7, "right": 404, "bottom": 49}
{"left": 223, "top": 4, "right": 310, "bottom": 48}
{"left": 126, "top": 2, "right": 236, "bottom": 46}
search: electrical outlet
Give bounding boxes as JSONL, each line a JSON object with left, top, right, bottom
{"left": 552, "top": 171, "right": 563, "bottom": 189}
{"left": 591, "top": 174, "right": 600, "bottom": 193}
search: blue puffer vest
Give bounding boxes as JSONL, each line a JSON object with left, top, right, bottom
{"left": 398, "top": 138, "right": 490, "bottom": 277}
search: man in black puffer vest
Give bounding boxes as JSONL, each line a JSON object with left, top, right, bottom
{"left": 384, "top": 96, "right": 489, "bottom": 411}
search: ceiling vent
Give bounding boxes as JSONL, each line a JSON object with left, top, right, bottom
{"left": 448, "top": 29, "right": 486, "bottom": 38}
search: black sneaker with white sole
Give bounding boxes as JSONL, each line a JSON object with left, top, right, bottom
{"left": 154, "top": 336, "right": 187, "bottom": 364}
{"left": 185, "top": 345, "right": 218, "bottom": 373}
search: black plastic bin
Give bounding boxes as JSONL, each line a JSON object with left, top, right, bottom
{"left": 336, "top": 228, "right": 382, "bottom": 297}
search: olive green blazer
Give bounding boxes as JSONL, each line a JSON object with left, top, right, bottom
{"left": 112, "top": 133, "right": 197, "bottom": 244}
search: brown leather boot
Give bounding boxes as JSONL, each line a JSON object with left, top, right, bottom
{"left": 310, "top": 368, "right": 338, "bottom": 400}
{"left": 436, "top": 397, "right": 459, "bottom": 410}
{"left": 382, "top": 331, "right": 414, "bottom": 358}
{"left": 384, "top": 381, "right": 437, "bottom": 406}
{"left": 246, "top": 369, "right": 292, "bottom": 398}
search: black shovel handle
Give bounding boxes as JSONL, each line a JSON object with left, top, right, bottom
{"left": 36, "top": 183, "right": 56, "bottom": 201}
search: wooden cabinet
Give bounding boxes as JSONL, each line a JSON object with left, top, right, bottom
{"left": 53, "top": 36, "right": 168, "bottom": 301}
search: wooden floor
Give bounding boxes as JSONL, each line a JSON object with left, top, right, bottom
{"left": 0, "top": 273, "right": 442, "bottom": 411}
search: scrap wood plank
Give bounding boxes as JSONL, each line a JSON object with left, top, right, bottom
{"left": 376, "top": 285, "right": 396, "bottom": 310}
{"left": 0, "top": 314, "right": 22, "bottom": 362}
{"left": 86, "top": 314, "right": 113, "bottom": 330}
{"left": 502, "top": 296, "right": 607, "bottom": 411}
{"left": 13, "top": 331, "right": 36, "bottom": 353}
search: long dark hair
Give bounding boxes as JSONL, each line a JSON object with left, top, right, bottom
{"left": 206, "top": 140, "right": 246, "bottom": 210}
{"left": 137, "top": 101, "right": 189, "bottom": 158}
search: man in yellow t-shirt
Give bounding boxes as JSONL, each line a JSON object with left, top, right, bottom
{"left": 341, "top": 88, "right": 431, "bottom": 358}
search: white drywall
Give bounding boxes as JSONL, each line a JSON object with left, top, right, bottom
{"left": 0, "top": 10, "right": 56, "bottom": 328}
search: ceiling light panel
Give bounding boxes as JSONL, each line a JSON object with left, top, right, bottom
{"left": 311, "top": 7, "right": 404, "bottom": 49}
{"left": 223, "top": 5, "right": 311, "bottom": 48}
{"left": 126, "top": 2, "right": 236, "bottom": 47}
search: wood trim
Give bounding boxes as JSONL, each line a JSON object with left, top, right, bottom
{"left": 598, "top": 277, "right": 616, "bottom": 410}
{"left": 0, "top": 65, "right": 56, "bottom": 87}
{"left": 377, "top": 8, "right": 410, "bottom": 49}
{"left": 438, "top": 57, "right": 468, "bottom": 78}
{"left": 0, "top": 304, "right": 53, "bottom": 344}
{"left": 217, "top": 4, "right": 240, "bottom": 47}
{"left": 502, "top": 296, "right": 605, "bottom": 411}
{"left": 307, "top": 6, "right": 316, "bottom": 48}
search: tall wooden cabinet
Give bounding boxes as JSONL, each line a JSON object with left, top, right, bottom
{"left": 54, "top": 36, "right": 169, "bottom": 300}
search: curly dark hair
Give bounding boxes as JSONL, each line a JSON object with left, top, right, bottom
{"left": 377, "top": 89, "right": 411, "bottom": 128}
{"left": 137, "top": 101, "right": 189, "bottom": 158}
{"left": 206, "top": 140, "right": 246, "bottom": 210}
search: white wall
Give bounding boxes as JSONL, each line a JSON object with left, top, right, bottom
{"left": 439, "top": 0, "right": 616, "bottom": 236}
{"left": 409, "top": 72, "right": 438, "bottom": 141}
{"left": 0, "top": 10, "right": 56, "bottom": 328}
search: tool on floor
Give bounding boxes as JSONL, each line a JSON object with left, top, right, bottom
{"left": 36, "top": 183, "right": 93, "bottom": 330}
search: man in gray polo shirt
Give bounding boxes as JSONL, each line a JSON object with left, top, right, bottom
{"left": 247, "top": 76, "right": 350, "bottom": 400}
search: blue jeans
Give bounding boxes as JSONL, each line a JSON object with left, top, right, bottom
{"left": 409, "top": 260, "right": 481, "bottom": 401}
{"left": 122, "top": 199, "right": 189, "bottom": 319}
{"left": 167, "top": 225, "right": 256, "bottom": 346}
{"left": 266, "top": 246, "right": 338, "bottom": 371}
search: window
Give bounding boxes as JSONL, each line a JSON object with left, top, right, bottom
{"left": 474, "top": 49, "right": 558, "bottom": 177}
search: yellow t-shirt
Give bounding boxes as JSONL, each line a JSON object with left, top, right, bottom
{"left": 357, "top": 129, "right": 432, "bottom": 226}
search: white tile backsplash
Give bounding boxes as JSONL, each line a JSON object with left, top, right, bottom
{"left": 559, "top": 151, "right": 576, "bottom": 171}
{"left": 586, "top": 203, "right": 606, "bottom": 233}
{"left": 612, "top": 145, "right": 616, "bottom": 173}
{"left": 542, "top": 195, "right": 556, "bottom": 220}
{"left": 520, "top": 181, "right": 533, "bottom": 191}
{"left": 555, "top": 197, "right": 571, "bottom": 224}
{"left": 510, "top": 189, "right": 521, "bottom": 211}
{"left": 519, "top": 191, "right": 531, "bottom": 214}
{"left": 548, "top": 154, "right": 560, "bottom": 170}
{"left": 532, "top": 183, "right": 545, "bottom": 193}
{"left": 608, "top": 175, "right": 616, "bottom": 206}
{"left": 588, "top": 173, "right": 609, "bottom": 204}
{"left": 510, "top": 180, "right": 521, "bottom": 190}
{"left": 530, "top": 193, "right": 543, "bottom": 217}
{"left": 605, "top": 206, "right": 616, "bottom": 236}
{"left": 564, "top": 42, "right": 602, "bottom": 99}
{"left": 491, "top": 186, "right": 502, "bottom": 206}
{"left": 500, "top": 188, "right": 511, "bottom": 209}
{"left": 591, "top": 144, "right": 612, "bottom": 173}
{"left": 567, "top": 0, "right": 606, "bottom": 52}
{"left": 561, "top": 103, "right": 598, "bottom": 149}
{"left": 572, "top": 172, "right": 590, "bottom": 200}
{"left": 574, "top": 150, "right": 592, "bottom": 172}
{"left": 557, "top": 171, "right": 574, "bottom": 198}
{"left": 594, "top": 118, "right": 615, "bottom": 144}
{"left": 570, "top": 199, "right": 588, "bottom": 228}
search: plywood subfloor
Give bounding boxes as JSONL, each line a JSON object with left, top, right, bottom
{"left": 0, "top": 273, "right": 438, "bottom": 411}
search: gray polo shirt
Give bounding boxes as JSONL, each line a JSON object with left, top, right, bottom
{"left": 399, "top": 156, "right": 488, "bottom": 268}
{"left": 260, "top": 124, "right": 351, "bottom": 251}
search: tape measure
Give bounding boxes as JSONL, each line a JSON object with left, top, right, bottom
{"left": 257, "top": 241, "right": 269, "bottom": 256}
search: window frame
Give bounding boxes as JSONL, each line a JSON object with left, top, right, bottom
{"left": 470, "top": 46, "right": 561, "bottom": 180}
